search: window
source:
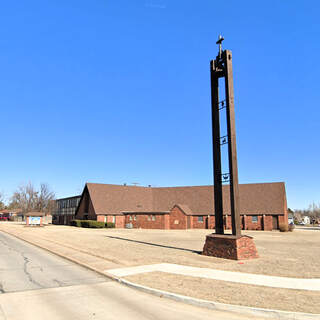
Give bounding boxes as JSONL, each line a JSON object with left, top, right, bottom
{"left": 134, "top": 215, "right": 137, "bottom": 221}
{"left": 147, "top": 215, "right": 151, "bottom": 221}
{"left": 129, "top": 216, "right": 132, "bottom": 221}
{"left": 112, "top": 216, "right": 116, "bottom": 223}
{"left": 252, "top": 216, "right": 258, "bottom": 223}
{"left": 152, "top": 215, "right": 156, "bottom": 221}
{"left": 198, "top": 216, "right": 204, "bottom": 223}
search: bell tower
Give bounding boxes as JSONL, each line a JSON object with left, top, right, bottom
{"left": 202, "top": 36, "right": 259, "bottom": 260}
{"left": 211, "top": 35, "right": 241, "bottom": 237}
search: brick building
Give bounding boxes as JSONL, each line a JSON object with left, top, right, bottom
{"left": 75, "top": 182, "right": 288, "bottom": 231}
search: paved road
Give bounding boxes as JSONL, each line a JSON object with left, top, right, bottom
{"left": 295, "top": 226, "right": 320, "bottom": 231}
{"left": 0, "top": 232, "right": 264, "bottom": 320}
{"left": 0, "top": 231, "right": 106, "bottom": 293}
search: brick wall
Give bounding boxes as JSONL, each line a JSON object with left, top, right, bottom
{"left": 211, "top": 214, "right": 281, "bottom": 231}
{"left": 124, "top": 214, "right": 166, "bottom": 229}
{"left": 203, "top": 234, "right": 259, "bottom": 260}
{"left": 98, "top": 210, "right": 281, "bottom": 231}
{"left": 106, "top": 215, "right": 115, "bottom": 223}
{"left": 208, "top": 216, "right": 215, "bottom": 229}
{"left": 244, "top": 215, "right": 263, "bottom": 230}
{"left": 191, "top": 216, "right": 207, "bottom": 229}
{"left": 115, "top": 216, "right": 125, "bottom": 228}
{"left": 278, "top": 214, "right": 286, "bottom": 226}
{"left": 283, "top": 188, "right": 288, "bottom": 226}
{"left": 189, "top": 215, "right": 193, "bottom": 229}
{"left": 97, "top": 215, "right": 105, "bottom": 223}
{"left": 96, "top": 215, "right": 124, "bottom": 228}
{"left": 169, "top": 207, "right": 187, "bottom": 229}
{"left": 164, "top": 214, "right": 170, "bottom": 229}
{"left": 263, "top": 215, "right": 273, "bottom": 231}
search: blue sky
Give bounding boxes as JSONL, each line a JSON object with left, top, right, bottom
{"left": 1, "top": 0, "right": 319, "bottom": 209}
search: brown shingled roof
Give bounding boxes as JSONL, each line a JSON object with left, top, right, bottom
{"left": 86, "top": 183, "right": 153, "bottom": 215}
{"left": 152, "top": 183, "right": 287, "bottom": 215}
{"left": 26, "top": 211, "right": 45, "bottom": 217}
{"left": 173, "top": 204, "right": 193, "bottom": 215}
{"left": 0, "top": 209, "right": 23, "bottom": 214}
{"left": 83, "top": 182, "right": 286, "bottom": 216}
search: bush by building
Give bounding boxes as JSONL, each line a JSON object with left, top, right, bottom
{"left": 279, "top": 223, "right": 289, "bottom": 232}
{"left": 70, "top": 219, "right": 82, "bottom": 227}
{"left": 288, "top": 223, "right": 295, "bottom": 232}
{"left": 105, "top": 222, "right": 115, "bottom": 228}
{"left": 80, "top": 220, "right": 105, "bottom": 228}
{"left": 70, "top": 220, "right": 114, "bottom": 228}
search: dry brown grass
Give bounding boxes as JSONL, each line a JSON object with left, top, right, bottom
{"left": 1, "top": 223, "right": 320, "bottom": 278}
{"left": 125, "top": 272, "right": 320, "bottom": 314}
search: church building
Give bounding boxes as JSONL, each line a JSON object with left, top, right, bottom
{"left": 74, "top": 182, "right": 288, "bottom": 231}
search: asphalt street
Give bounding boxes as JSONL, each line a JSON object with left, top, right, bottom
{"left": 0, "top": 231, "right": 265, "bottom": 320}
{"left": 0, "top": 231, "right": 106, "bottom": 293}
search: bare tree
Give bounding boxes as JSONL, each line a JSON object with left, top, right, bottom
{"left": 293, "top": 210, "right": 302, "bottom": 222}
{"left": 10, "top": 182, "right": 55, "bottom": 213}
{"left": 10, "top": 183, "right": 37, "bottom": 212}
{"left": 308, "top": 202, "right": 320, "bottom": 220}
{"left": 36, "top": 183, "right": 55, "bottom": 212}
{"left": 0, "top": 192, "right": 5, "bottom": 210}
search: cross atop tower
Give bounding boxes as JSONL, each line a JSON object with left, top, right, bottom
{"left": 216, "top": 35, "right": 224, "bottom": 59}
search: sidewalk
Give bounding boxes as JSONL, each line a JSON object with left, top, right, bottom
{"left": 107, "top": 263, "right": 320, "bottom": 291}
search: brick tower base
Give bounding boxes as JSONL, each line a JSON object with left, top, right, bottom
{"left": 202, "top": 234, "right": 259, "bottom": 260}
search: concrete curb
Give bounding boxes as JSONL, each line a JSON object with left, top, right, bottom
{"left": 1, "top": 229, "right": 319, "bottom": 320}
{"left": 119, "top": 279, "right": 320, "bottom": 320}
